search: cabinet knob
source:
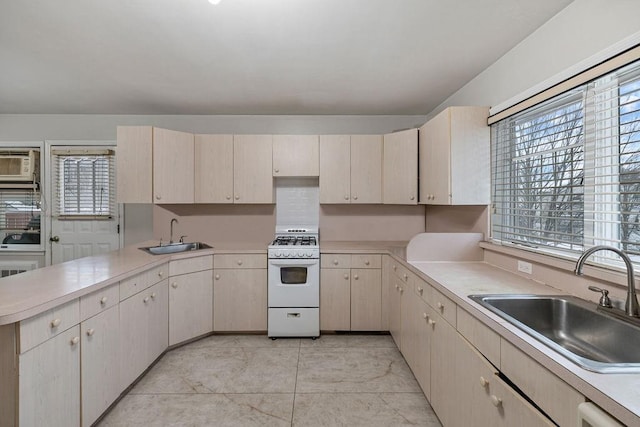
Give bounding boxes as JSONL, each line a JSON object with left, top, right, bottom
{"left": 344, "top": 195, "right": 349, "bottom": 200}
{"left": 226, "top": 195, "right": 231, "bottom": 200}
{"left": 437, "top": 302, "right": 444, "bottom": 311}
{"left": 158, "top": 271, "right": 164, "bottom": 277}
{"left": 274, "top": 168, "right": 279, "bottom": 173}
{"left": 333, "top": 259, "right": 338, "bottom": 265}
{"left": 428, "top": 318, "right": 436, "bottom": 326}
{"left": 353, "top": 274, "right": 359, "bottom": 280}
{"left": 344, "top": 273, "right": 349, "bottom": 280}
{"left": 86, "top": 328, "right": 95, "bottom": 337}
{"left": 100, "top": 296, "right": 108, "bottom": 305}
{"left": 392, "top": 265, "right": 397, "bottom": 271}
{"left": 422, "top": 312, "right": 428, "bottom": 319}
{"left": 70, "top": 336, "right": 80, "bottom": 346}
{"left": 479, "top": 376, "right": 489, "bottom": 387}
{"left": 394, "top": 284, "right": 399, "bottom": 290}
{"left": 353, "top": 195, "right": 358, "bottom": 200}
{"left": 410, "top": 195, "right": 415, "bottom": 200}
{"left": 156, "top": 195, "right": 161, "bottom": 200}
{"left": 365, "top": 260, "right": 370, "bottom": 265}
{"left": 237, "top": 259, "right": 243, "bottom": 266}
{"left": 417, "top": 286, "right": 423, "bottom": 294}
{"left": 50, "top": 318, "right": 61, "bottom": 328}
{"left": 235, "top": 195, "right": 240, "bottom": 200}
{"left": 215, "top": 274, "right": 220, "bottom": 280}
{"left": 172, "top": 282, "right": 178, "bottom": 288}
{"left": 143, "top": 297, "right": 150, "bottom": 304}
{"left": 399, "top": 287, "right": 404, "bottom": 294}
{"left": 490, "top": 395, "right": 502, "bottom": 408}
{"left": 151, "top": 292, "right": 157, "bottom": 299}
{"left": 403, "top": 273, "right": 408, "bottom": 280}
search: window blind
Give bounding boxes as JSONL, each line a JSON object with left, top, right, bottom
{"left": 52, "top": 150, "right": 115, "bottom": 218}
{"left": 0, "top": 190, "right": 41, "bottom": 245}
{"left": 491, "top": 59, "right": 640, "bottom": 265}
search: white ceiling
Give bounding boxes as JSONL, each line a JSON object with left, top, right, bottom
{"left": 0, "top": 0, "right": 573, "bottom": 115}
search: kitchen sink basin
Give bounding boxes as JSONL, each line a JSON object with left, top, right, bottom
{"left": 140, "top": 242, "right": 211, "bottom": 255}
{"left": 469, "top": 294, "right": 640, "bottom": 373}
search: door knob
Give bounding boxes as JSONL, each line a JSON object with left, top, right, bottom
{"left": 50, "top": 236, "right": 60, "bottom": 243}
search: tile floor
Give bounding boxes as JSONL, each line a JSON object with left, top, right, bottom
{"left": 99, "top": 334, "right": 442, "bottom": 427}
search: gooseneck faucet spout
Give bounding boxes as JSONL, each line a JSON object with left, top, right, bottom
{"left": 170, "top": 218, "right": 178, "bottom": 244}
{"left": 574, "top": 245, "right": 639, "bottom": 317}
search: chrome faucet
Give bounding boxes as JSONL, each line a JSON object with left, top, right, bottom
{"left": 170, "top": 218, "right": 178, "bottom": 244}
{"left": 574, "top": 245, "right": 640, "bottom": 317}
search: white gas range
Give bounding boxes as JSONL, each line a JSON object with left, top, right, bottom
{"left": 267, "top": 179, "right": 320, "bottom": 339}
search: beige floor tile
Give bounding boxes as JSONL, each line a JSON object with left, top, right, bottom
{"left": 99, "top": 393, "right": 294, "bottom": 427}
{"left": 292, "top": 392, "right": 441, "bottom": 427}
{"left": 131, "top": 346, "right": 299, "bottom": 394}
{"left": 296, "top": 347, "right": 421, "bottom": 393}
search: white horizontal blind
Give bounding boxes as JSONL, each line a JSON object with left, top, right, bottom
{"left": 0, "top": 190, "right": 41, "bottom": 245}
{"left": 491, "top": 59, "right": 640, "bottom": 264}
{"left": 53, "top": 150, "right": 115, "bottom": 218}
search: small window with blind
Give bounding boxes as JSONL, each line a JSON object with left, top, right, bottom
{"left": 53, "top": 149, "right": 115, "bottom": 219}
{"left": 491, "top": 59, "right": 640, "bottom": 266}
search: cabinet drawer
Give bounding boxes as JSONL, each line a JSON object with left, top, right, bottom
{"left": 457, "top": 307, "right": 500, "bottom": 367}
{"left": 413, "top": 278, "right": 432, "bottom": 305}
{"left": 80, "top": 283, "right": 119, "bottom": 322}
{"left": 393, "top": 264, "right": 412, "bottom": 283}
{"left": 215, "top": 254, "right": 266, "bottom": 269}
{"left": 19, "top": 299, "right": 80, "bottom": 353}
{"left": 431, "top": 288, "right": 456, "bottom": 327}
{"left": 351, "top": 254, "right": 381, "bottom": 269}
{"left": 169, "top": 255, "right": 213, "bottom": 276}
{"left": 120, "top": 264, "right": 168, "bottom": 301}
{"left": 500, "top": 339, "right": 584, "bottom": 427}
{"left": 321, "top": 254, "right": 351, "bottom": 269}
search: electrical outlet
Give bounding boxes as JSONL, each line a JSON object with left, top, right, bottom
{"left": 518, "top": 260, "right": 533, "bottom": 274}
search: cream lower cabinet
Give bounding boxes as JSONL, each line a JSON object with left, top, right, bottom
{"left": 320, "top": 268, "right": 351, "bottom": 330}
{"left": 350, "top": 268, "right": 381, "bottom": 330}
{"left": 213, "top": 254, "right": 267, "bottom": 331}
{"left": 19, "top": 325, "right": 81, "bottom": 427}
{"left": 119, "top": 280, "right": 168, "bottom": 389}
{"left": 81, "top": 305, "right": 120, "bottom": 427}
{"left": 402, "top": 288, "right": 434, "bottom": 400}
{"left": 169, "top": 256, "right": 214, "bottom": 346}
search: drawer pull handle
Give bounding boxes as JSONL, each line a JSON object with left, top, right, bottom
{"left": 50, "top": 318, "right": 61, "bottom": 328}
{"left": 151, "top": 292, "right": 157, "bottom": 300}
{"left": 353, "top": 274, "right": 359, "bottom": 280}
{"left": 399, "top": 287, "right": 404, "bottom": 294}
{"left": 237, "top": 260, "right": 243, "bottom": 266}
{"left": 417, "top": 287, "right": 423, "bottom": 294}
{"left": 437, "top": 302, "right": 444, "bottom": 311}
{"left": 215, "top": 274, "right": 220, "bottom": 280}
{"left": 403, "top": 274, "right": 408, "bottom": 280}
{"left": 70, "top": 336, "right": 80, "bottom": 346}
{"left": 479, "top": 376, "right": 489, "bottom": 387}
{"left": 365, "top": 260, "right": 370, "bottom": 265}
{"left": 333, "top": 259, "right": 338, "bottom": 265}
{"left": 344, "top": 274, "right": 349, "bottom": 280}
{"left": 287, "top": 312, "right": 300, "bottom": 318}
{"left": 86, "top": 328, "right": 95, "bottom": 337}
{"left": 422, "top": 312, "right": 428, "bottom": 320}
{"left": 172, "top": 282, "right": 178, "bottom": 288}
{"left": 100, "top": 296, "right": 108, "bottom": 305}
{"left": 428, "top": 319, "right": 436, "bottom": 326}
{"left": 394, "top": 284, "right": 399, "bottom": 290}
{"left": 143, "top": 297, "right": 150, "bottom": 304}
{"left": 158, "top": 271, "right": 164, "bottom": 277}
{"left": 490, "top": 395, "right": 502, "bottom": 408}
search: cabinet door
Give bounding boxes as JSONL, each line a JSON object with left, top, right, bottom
{"left": 350, "top": 135, "right": 383, "bottom": 203}
{"left": 319, "top": 135, "right": 351, "bottom": 203}
{"left": 413, "top": 298, "right": 434, "bottom": 400}
{"left": 153, "top": 128, "right": 194, "bottom": 204}
{"left": 119, "top": 290, "right": 150, "bottom": 389}
{"left": 116, "top": 126, "right": 153, "bottom": 203}
{"left": 419, "top": 110, "right": 451, "bottom": 204}
{"left": 350, "top": 268, "right": 381, "bottom": 331}
{"left": 273, "top": 135, "right": 319, "bottom": 177}
{"left": 388, "top": 272, "right": 403, "bottom": 349}
{"left": 81, "top": 305, "right": 120, "bottom": 427}
{"left": 147, "top": 281, "right": 168, "bottom": 364}
{"left": 320, "top": 268, "right": 350, "bottom": 331}
{"left": 19, "top": 326, "right": 81, "bottom": 427}
{"left": 383, "top": 129, "right": 418, "bottom": 205}
{"left": 213, "top": 269, "right": 267, "bottom": 331}
{"left": 233, "top": 135, "right": 273, "bottom": 203}
{"left": 169, "top": 270, "right": 213, "bottom": 345}
{"left": 194, "top": 134, "right": 234, "bottom": 203}
{"left": 430, "top": 311, "right": 458, "bottom": 427}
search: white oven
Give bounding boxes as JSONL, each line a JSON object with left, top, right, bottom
{"left": 268, "top": 257, "right": 319, "bottom": 308}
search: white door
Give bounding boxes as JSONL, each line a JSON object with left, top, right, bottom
{"left": 48, "top": 144, "right": 121, "bottom": 265}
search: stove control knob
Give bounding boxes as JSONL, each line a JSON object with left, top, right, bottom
{"left": 298, "top": 252, "right": 303, "bottom": 257}
{"left": 275, "top": 252, "right": 281, "bottom": 257}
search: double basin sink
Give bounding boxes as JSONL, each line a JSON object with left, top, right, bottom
{"left": 470, "top": 294, "right": 640, "bottom": 373}
{"left": 140, "top": 241, "right": 212, "bottom": 255}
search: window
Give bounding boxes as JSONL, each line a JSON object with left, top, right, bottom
{"left": 491, "top": 59, "right": 640, "bottom": 265}
{"left": 0, "top": 190, "right": 41, "bottom": 246}
{"left": 53, "top": 149, "right": 115, "bottom": 218}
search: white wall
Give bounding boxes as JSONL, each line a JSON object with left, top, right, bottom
{"left": 430, "top": 0, "right": 640, "bottom": 117}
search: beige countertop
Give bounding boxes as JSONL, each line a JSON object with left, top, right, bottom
{"left": 408, "top": 261, "right": 640, "bottom": 426}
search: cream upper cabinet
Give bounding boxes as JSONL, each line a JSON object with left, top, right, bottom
{"left": 273, "top": 135, "right": 319, "bottom": 177}
{"left": 320, "top": 135, "right": 382, "bottom": 204}
{"left": 383, "top": 128, "right": 418, "bottom": 205}
{"left": 419, "top": 106, "right": 490, "bottom": 205}
{"left": 116, "top": 126, "right": 153, "bottom": 203}
{"left": 194, "top": 134, "right": 234, "bottom": 203}
{"left": 233, "top": 135, "right": 274, "bottom": 204}
{"left": 153, "top": 127, "right": 195, "bottom": 204}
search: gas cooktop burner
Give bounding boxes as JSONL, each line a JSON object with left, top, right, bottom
{"left": 271, "top": 236, "right": 317, "bottom": 246}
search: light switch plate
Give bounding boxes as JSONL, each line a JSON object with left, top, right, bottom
{"left": 517, "top": 260, "right": 533, "bottom": 274}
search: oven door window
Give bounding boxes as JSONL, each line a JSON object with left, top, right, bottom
{"left": 280, "top": 267, "right": 308, "bottom": 284}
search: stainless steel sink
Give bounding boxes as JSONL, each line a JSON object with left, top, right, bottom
{"left": 469, "top": 294, "right": 640, "bottom": 373}
{"left": 140, "top": 242, "right": 212, "bottom": 255}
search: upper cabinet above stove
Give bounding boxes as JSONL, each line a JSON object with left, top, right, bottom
{"left": 272, "top": 135, "right": 319, "bottom": 177}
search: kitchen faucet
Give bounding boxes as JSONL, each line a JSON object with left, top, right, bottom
{"left": 574, "top": 245, "right": 640, "bottom": 317}
{"left": 170, "top": 218, "right": 178, "bottom": 244}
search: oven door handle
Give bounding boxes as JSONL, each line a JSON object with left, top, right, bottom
{"left": 269, "top": 259, "right": 318, "bottom": 267}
